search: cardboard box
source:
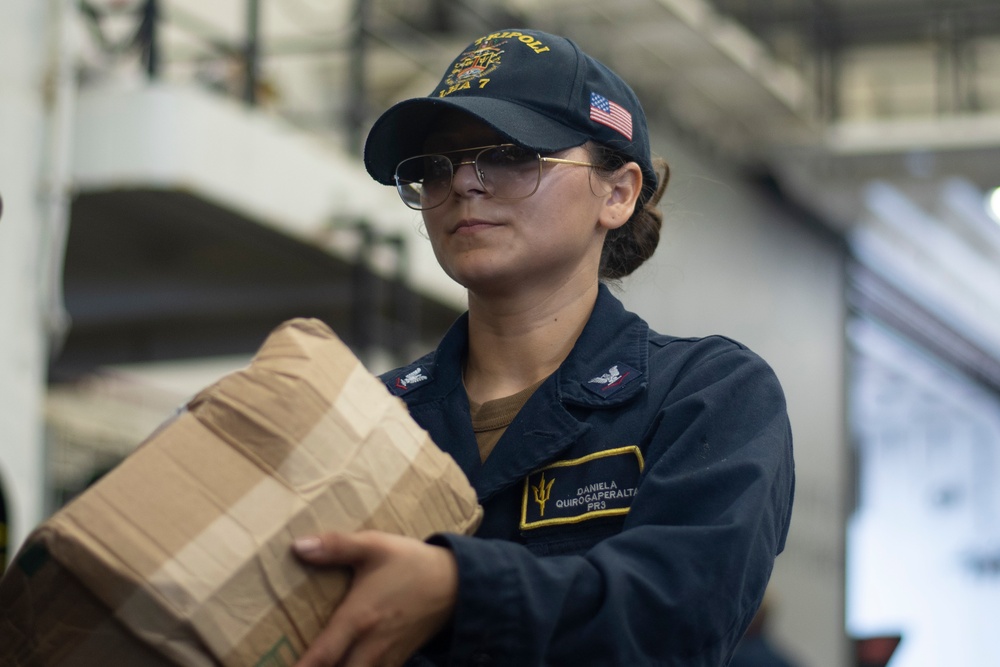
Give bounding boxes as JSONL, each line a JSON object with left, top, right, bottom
{"left": 0, "top": 319, "right": 482, "bottom": 666}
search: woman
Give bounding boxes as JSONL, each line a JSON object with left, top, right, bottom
{"left": 292, "top": 28, "right": 795, "bottom": 667}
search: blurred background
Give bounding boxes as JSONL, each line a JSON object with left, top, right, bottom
{"left": 2, "top": 1, "right": 1000, "bottom": 665}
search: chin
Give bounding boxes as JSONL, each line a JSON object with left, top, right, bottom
{"left": 440, "top": 251, "right": 511, "bottom": 288}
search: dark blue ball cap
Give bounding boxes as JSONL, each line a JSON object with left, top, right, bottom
{"left": 364, "top": 28, "right": 657, "bottom": 199}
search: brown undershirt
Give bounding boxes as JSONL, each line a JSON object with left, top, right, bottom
{"left": 468, "top": 378, "right": 547, "bottom": 462}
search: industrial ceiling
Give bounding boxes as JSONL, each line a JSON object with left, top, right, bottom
{"left": 67, "top": 0, "right": 1000, "bottom": 369}
{"left": 76, "top": 0, "right": 1000, "bottom": 229}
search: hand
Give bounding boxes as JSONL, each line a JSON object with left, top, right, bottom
{"left": 292, "top": 531, "right": 458, "bottom": 667}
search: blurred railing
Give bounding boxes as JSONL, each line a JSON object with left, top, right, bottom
{"left": 79, "top": 0, "right": 262, "bottom": 102}
{"left": 73, "top": 0, "right": 425, "bottom": 368}
{"left": 77, "top": 0, "right": 370, "bottom": 151}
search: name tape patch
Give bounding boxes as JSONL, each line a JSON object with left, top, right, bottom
{"left": 521, "top": 446, "right": 644, "bottom": 530}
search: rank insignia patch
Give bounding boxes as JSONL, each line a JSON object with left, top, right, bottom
{"left": 521, "top": 446, "right": 644, "bottom": 530}
{"left": 388, "top": 366, "right": 431, "bottom": 396}
{"left": 583, "top": 363, "right": 641, "bottom": 398}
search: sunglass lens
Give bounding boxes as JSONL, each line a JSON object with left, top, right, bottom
{"left": 478, "top": 146, "right": 539, "bottom": 198}
{"left": 396, "top": 155, "right": 452, "bottom": 210}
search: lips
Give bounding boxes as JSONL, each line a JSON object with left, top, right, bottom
{"left": 453, "top": 218, "right": 503, "bottom": 234}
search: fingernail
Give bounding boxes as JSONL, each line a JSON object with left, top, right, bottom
{"left": 294, "top": 536, "right": 322, "bottom": 555}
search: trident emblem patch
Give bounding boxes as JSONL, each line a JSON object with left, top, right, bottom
{"left": 532, "top": 472, "right": 555, "bottom": 517}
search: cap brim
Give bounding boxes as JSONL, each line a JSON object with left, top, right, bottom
{"left": 363, "top": 97, "right": 590, "bottom": 185}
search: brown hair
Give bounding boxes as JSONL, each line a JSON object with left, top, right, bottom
{"left": 589, "top": 144, "right": 670, "bottom": 280}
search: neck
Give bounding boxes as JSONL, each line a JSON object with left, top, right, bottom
{"left": 463, "top": 279, "right": 600, "bottom": 404}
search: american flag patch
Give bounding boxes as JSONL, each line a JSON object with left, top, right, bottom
{"left": 589, "top": 92, "right": 633, "bottom": 140}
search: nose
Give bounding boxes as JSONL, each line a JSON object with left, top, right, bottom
{"left": 451, "top": 158, "right": 486, "bottom": 197}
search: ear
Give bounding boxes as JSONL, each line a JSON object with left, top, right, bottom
{"left": 597, "top": 162, "right": 643, "bottom": 231}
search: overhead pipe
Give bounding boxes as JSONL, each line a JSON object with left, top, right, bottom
{"left": 137, "top": 0, "right": 159, "bottom": 79}
{"left": 244, "top": 0, "right": 260, "bottom": 105}
{"left": 346, "top": 0, "right": 370, "bottom": 155}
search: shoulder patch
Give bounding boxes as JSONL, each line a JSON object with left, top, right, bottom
{"left": 388, "top": 366, "right": 432, "bottom": 396}
{"left": 583, "top": 363, "right": 641, "bottom": 398}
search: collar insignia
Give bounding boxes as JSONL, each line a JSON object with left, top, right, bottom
{"left": 389, "top": 366, "right": 431, "bottom": 395}
{"left": 583, "top": 363, "right": 640, "bottom": 398}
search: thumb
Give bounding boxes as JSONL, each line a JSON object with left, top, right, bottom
{"left": 292, "top": 532, "right": 369, "bottom": 566}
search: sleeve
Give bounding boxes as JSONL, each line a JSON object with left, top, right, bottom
{"left": 427, "top": 342, "right": 795, "bottom": 667}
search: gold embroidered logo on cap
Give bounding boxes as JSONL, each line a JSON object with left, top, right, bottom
{"left": 438, "top": 38, "right": 507, "bottom": 97}
{"left": 437, "top": 32, "right": 553, "bottom": 98}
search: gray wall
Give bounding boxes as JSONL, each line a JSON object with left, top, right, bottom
{"left": 621, "top": 132, "right": 849, "bottom": 667}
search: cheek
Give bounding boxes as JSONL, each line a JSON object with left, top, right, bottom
{"left": 540, "top": 187, "right": 604, "bottom": 233}
{"left": 420, "top": 211, "right": 448, "bottom": 240}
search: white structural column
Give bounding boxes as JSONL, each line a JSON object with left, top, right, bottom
{"left": 0, "top": 0, "right": 69, "bottom": 554}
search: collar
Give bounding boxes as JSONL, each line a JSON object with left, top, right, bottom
{"left": 555, "top": 283, "right": 649, "bottom": 408}
{"left": 385, "top": 284, "right": 649, "bottom": 409}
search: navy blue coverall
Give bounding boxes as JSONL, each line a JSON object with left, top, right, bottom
{"left": 383, "top": 284, "right": 795, "bottom": 666}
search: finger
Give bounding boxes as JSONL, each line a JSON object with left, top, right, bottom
{"left": 341, "top": 636, "right": 391, "bottom": 667}
{"left": 341, "top": 629, "right": 416, "bottom": 667}
{"left": 297, "top": 588, "right": 387, "bottom": 667}
{"left": 293, "top": 610, "right": 357, "bottom": 667}
{"left": 293, "top": 531, "right": 372, "bottom": 566}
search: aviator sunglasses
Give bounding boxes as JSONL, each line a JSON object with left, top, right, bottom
{"left": 394, "top": 144, "right": 599, "bottom": 211}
